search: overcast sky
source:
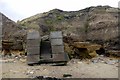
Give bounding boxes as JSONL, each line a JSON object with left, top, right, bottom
{"left": 0, "top": 0, "right": 119, "bottom": 22}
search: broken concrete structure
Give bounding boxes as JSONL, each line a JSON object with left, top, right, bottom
{"left": 27, "top": 30, "right": 41, "bottom": 64}
{"left": 27, "top": 30, "right": 69, "bottom": 65}
{"left": 50, "top": 31, "right": 69, "bottom": 62}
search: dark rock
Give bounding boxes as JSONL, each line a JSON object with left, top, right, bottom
{"left": 35, "top": 76, "right": 44, "bottom": 79}
{"left": 63, "top": 74, "right": 72, "bottom": 78}
{"left": 34, "top": 76, "right": 62, "bottom": 80}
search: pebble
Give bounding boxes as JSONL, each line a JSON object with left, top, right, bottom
{"left": 26, "top": 70, "right": 34, "bottom": 75}
{"left": 92, "top": 59, "right": 99, "bottom": 63}
{"left": 78, "top": 62, "right": 82, "bottom": 64}
{"left": 100, "top": 55, "right": 104, "bottom": 57}
{"left": 15, "top": 57, "right": 18, "bottom": 59}
{"left": 29, "top": 71, "right": 34, "bottom": 74}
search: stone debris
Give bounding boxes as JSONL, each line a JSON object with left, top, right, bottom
{"left": 68, "top": 59, "right": 79, "bottom": 64}
{"left": 1, "top": 52, "right": 118, "bottom": 66}
{"left": 105, "top": 60, "right": 118, "bottom": 65}
{"left": 26, "top": 70, "right": 35, "bottom": 75}
{"left": 0, "top": 58, "right": 15, "bottom": 63}
{"left": 91, "top": 57, "right": 118, "bottom": 65}
{"left": 92, "top": 59, "right": 99, "bottom": 63}
{"left": 29, "top": 71, "right": 34, "bottom": 74}
{"left": 0, "top": 54, "right": 27, "bottom": 63}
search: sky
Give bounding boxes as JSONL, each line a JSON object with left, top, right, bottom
{"left": 0, "top": 0, "right": 119, "bottom": 22}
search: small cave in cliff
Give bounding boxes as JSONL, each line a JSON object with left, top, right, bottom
{"left": 96, "top": 48, "right": 105, "bottom": 55}
{"left": 74, "top": 48, "right": 91, "bottom": 59}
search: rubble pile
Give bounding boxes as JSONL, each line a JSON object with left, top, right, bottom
{"left": 0, "top": 54, "right": 26, "bottom": 63}
{"left": 91, "top": 56, "right": 119, "bottom": 65}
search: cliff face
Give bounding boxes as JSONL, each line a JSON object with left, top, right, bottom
{"left": 19, "top": 6, "right": 120, "bottom": 50}
{"left": 0, "top": 13, "right": 26, "bottom": 50}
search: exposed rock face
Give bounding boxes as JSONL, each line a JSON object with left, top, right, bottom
{"left": 19, "top": 6, "right": 120, "bottom": 50}
{"left": 0, "top": 13, "right": 26, "bottom": 50}
{"left": 1, "top": 5, "right": 120, "bottom": 55}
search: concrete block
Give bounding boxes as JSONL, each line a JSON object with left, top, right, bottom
{"left": 27, "top": 39, "right": 40, "bottom": 47}
{"left": 50, "top": 31, "right": 62, "bottom": 39}
{"left": 27, "top": 30, "right": 40, "bottom": 40}
{"left": 27, "top": 54, "right": 40, "bottom": 64}
{"left": 27, "top": 46, "right": 40, "bottom": 55}
{"left": 51, "top": 38, "right": 63, "bottom": 46}
{"left": 52, "top": 53, "right": 69, "bottom": 62}
{"left": 51, "top": 45, "right": 64, "bottom": 54}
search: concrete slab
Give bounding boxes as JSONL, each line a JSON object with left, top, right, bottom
{"left": 51, "top": 45, "right": 64, "bottom": 54}
{"left": 51, "top": 39, "right": 63, "bottom": 46}
{"left": 27, "top": 54, "right": 40, "bottom": 64}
